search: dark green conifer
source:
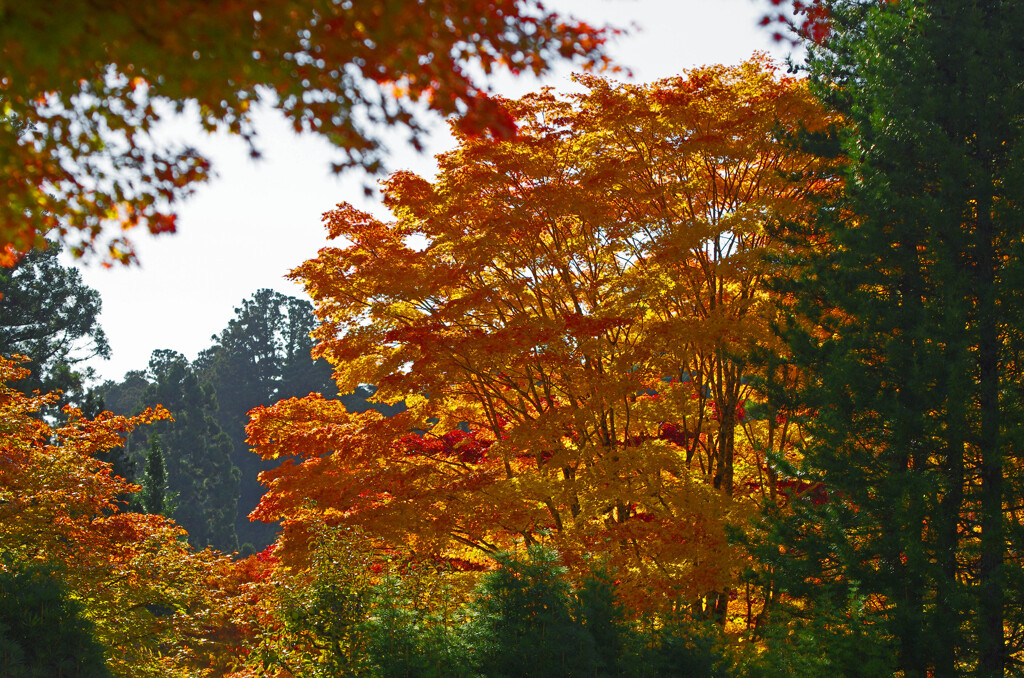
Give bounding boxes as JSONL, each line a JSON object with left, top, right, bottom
{"left": 468, "top": 547, "right": 603, "bottom": 678}
{"left": 145, "top": 350, "right": 240, "bottom": 552}
{"left": 197, "top": 289, "right": 335, "bottom": 549}
{"left": 754, "top": 1, "right": 1024, "bottom": 675}
{"left": 0, "top": 243, "right": 109, "bottom": 417}
{"left": 140, "top": 435, "right": 172, "bottom": 516}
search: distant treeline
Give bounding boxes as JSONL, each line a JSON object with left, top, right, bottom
{"left": 0, "top": 246, "right": 395, "bottom": 553}
{"left": 99, "top": 288, "right": 406, "bottom": 553}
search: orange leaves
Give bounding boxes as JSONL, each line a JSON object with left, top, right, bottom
{"left": 321, "top": 203, "right": 394, "bottom": 243}
{"left": 260, "top": 58, "right": 831, "bottom": 615}
{"left": 0, "top": 0, "right": 614, "bottom": 265}
{"left": 0, "top": 243, "right": 27, "bottom": 268}
{"left": 0, "top": 359, "right": 171, "bottom": 544}
{"left": 381, "top": 170, "right": 436, "bottom": 216}
{"left": 247, "top": 394, "right": 382, "bottom": 461}
{"left": 246, "top": 393, "right": 514, "bottom": 568}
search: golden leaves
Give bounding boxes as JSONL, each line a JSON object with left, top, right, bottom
{"left": 258, "top": 58, "right": 832, "bottom": 614}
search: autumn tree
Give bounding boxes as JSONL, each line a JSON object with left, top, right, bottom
{"left": 752, "top": 0, "right": 1024, "bottom": 675}
{"left": 249, "top": 58, "right": 830, "bottom": 615}
{"left": 560, "top": 58, "right": 835, "bottom": 623}
{"left": 0, "top": 0, "right": 614, "bottom": 264}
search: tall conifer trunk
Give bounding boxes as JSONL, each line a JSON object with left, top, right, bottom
{"left": 976, "top": 186, "right": 1004, "bottom": 676}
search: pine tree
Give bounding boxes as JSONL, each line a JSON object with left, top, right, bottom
{"left": 145, "top": 350, "right": 240, "bottom": 552}
{"left": 141, "top": 435, "right": 172, "bottom": 517}
{"left": 757, "top": 1, "right": 1024, "bottom": 675}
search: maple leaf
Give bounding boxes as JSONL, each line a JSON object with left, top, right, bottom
{"left": 0, "top": 356, "right": 247, "bottom": 675}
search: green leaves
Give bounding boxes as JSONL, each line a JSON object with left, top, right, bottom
{"left": 0, "top": 560, "right": 113, "bottom": 678}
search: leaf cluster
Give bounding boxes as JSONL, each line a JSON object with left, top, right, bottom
{"left": 0, "top": 0, "right": 615, "bottom": 263}
{"left": 244, "top": 537, "right": 737, "bottom": 678}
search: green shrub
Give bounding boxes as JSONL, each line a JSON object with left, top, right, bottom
{"left": 0, "top": 561, "right": 111, "bottom": 678}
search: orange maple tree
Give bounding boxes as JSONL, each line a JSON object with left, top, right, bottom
{"left": 248, "top": 57, "right": 833, "bottom": 615}
{"left": 0, "top": 1, "right": 615, "bottom": 265}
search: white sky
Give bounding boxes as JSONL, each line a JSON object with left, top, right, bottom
{"left": 73, "top": 0, "right": 791, "bottom": 383}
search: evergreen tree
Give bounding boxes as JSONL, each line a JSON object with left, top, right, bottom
{"left": 757, "top": 1, "right": 1024, "bottom": 675}
{"left": 574, "top": 568, "right": 628, "bottom": 677}
{"left": 468, "top": 548, "right": 603, "bottom": 678}
{"left": 97, "top": 370, "right": 149, "bottom": 417}
{"left": 145, "top": 350, "right": 240, "bottom": 552}
{"left": 0, "top": 242, "right": 109, "bottom": 416}
{"left": 94, "top": 291, "right": 337, "bottom": 551}
{"left": 0, "top": 560, "right": 112, "bottom": 678}
{"left": 198, "top": 289, "right": 335, "bottom": 548}
{"left": 97, "top": 369, "right": 155, "bottom": 505}
{"left": 141, "top": 435, "right": 173, "bottom": 517}
{"left": 278, "top": 295, "right": 337, "bottom": 400}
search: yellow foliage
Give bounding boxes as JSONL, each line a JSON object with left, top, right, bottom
{"left": 249, "top": 57, "right": 835, "bottom": 618}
